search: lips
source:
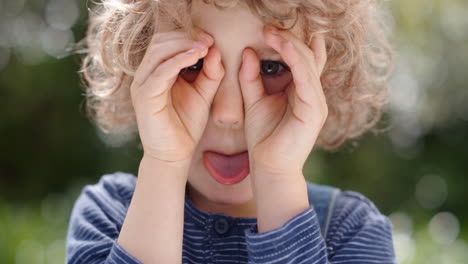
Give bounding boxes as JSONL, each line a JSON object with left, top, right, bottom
{"left": 203, "top": 150, "right": 250, "bottom": 185}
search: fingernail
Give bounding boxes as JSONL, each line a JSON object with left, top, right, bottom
{"left": 200, "top": 32, "right": 213, "bottom": 43}
{"left": 194, "top": 41, "right": 207, "bottom": 50}
{"left": 186, "top": 48, "right": 197, "bottom": 54}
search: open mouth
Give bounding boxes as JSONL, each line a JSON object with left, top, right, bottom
{"left": 202, "top": 150, "right": 250, "bottom": 185}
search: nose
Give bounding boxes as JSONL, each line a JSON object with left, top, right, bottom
{"left": 211, "top": 75, "right": 244, "bottom": 130}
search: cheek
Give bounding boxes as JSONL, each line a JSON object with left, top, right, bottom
{"left": 261, "top": 73, "right": 293, "bottom": 95}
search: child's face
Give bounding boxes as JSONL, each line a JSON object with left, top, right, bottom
{"left": 184, "top": 1, "right": 304, "bottom": 216}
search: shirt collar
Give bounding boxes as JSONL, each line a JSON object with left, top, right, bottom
{"left": 184, "top": 193, "right": 257, "bottom": 228}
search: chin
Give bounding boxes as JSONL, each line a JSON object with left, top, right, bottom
{"left": 210, "top": 178, "right": 254, "bottom": 205}
{"left": 188, "top": 167, "right": 254, "bottom": 204}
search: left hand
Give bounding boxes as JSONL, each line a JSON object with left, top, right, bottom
{"left": 239, "top": 25, "right": 328, "bottom": 179}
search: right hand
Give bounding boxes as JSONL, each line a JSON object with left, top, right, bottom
{"left": 130, "top": 29, "right": 224, "bottom": 166}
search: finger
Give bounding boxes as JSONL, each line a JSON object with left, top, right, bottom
{"left": 191, "top": 45, "right": 225, "bottom": 108}
{"left": 263, "top": 27, "right": 315, "bottom": 105}
{"left": 152, "top": 27, "right": 212, "bottom": 43}
{"left": 151, "top": 30, "right": 191, "bottom": 43}
{"left": 139, "top": 45, "right": 209, "bottom": 108}
{"left": 264, "top": 25, "right": 321, "bottom": 78}
{"left": 133, "top": 38, "right": 208, "bottom": 88}
{"left": 238, "top": 47, "right": 267, "bottom": 113}
{"left": 133, "top": 31, "right": 214, "bottom": 89}
{"left": 263, "top": 26, "right": 327, "bottom": 123}
{"left": 264, "top": 25, "right": 328, "bottom": 99}
{"left": 264, "top": 26, "right": 327, "bottom": 105}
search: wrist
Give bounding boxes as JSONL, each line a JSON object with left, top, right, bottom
{"left": 139, "top": 154, "right": 192, "bottom": 183}
{"left": 251, "top": 166, "right": 304, "bottom": 184}
{"left": 142, "top": 153, "right": 193, "bottom": 170}
{"left": 251, "top": 172, "right": 309, "bottom": 233}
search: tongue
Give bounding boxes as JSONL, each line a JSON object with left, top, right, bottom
{"left": 205, "top": 151, "right": 249, "bottom": 178}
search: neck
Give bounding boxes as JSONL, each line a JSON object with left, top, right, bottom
{"left": 186, "top": 184, "right": 257, "bottom": 218}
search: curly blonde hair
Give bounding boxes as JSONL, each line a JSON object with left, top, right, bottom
{"left": 74, "top": 0, "right": 394, "bottom": 151}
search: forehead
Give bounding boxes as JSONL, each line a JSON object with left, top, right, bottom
{"left": 190, "top": 1, "right": 304, "bottom": 58}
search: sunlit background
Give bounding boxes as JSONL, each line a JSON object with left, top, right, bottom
{"left": 1, "top": 0, "right": 467, "bottom": 263}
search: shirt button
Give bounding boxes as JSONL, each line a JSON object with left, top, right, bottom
{"left": 214, "top": 217, "right": 230, "bottom": 235}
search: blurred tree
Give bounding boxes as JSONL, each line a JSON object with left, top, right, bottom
{"left": 0, "top": 0, "right": 467, "bottom": 263}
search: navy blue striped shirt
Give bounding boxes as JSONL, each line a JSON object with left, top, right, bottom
{"left": 66, "top": 172, "right": 397, "bottom": 263}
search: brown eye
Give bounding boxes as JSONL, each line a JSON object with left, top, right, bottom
{"left": 179, "top": 58, "right": 204, "bottom": 83}
{"left": 260, "top": 60, "right": 292, "bottom": 95}
{"left": 187, "top": 58, "right": 204, "bottom": 71}
{"left": 260, "top": 60, "right": 290, "bottom": 77}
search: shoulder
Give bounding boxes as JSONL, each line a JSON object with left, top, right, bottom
{"left": 325, "top": 189, "right": 395, "bottom": 259}
{"left": 82, "top": 171, "right": 137, "bottom": 206}
{"left": 70, "top": 171, "right": 138, "bottom": 227}
{"left": 306, "top": 182, "right": 392, "bottom": 233}
{"left": 331, "top": 189, "right": 390, "bottom": 223}
{"left": 66, "top": 172, "right": 140, "bottom": 263}
{"left": 87, "top": 171, "right": 137, "bottom": 191}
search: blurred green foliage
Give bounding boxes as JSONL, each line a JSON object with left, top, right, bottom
{"left": 1, "top": 0, "right": 467, "bottom": 263}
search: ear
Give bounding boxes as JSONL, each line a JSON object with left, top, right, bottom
{"left": 308, "top": 33, "right": 327, "bottom": 76}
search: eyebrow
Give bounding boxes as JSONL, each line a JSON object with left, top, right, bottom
{"left": 255, "top": 47, "right": 281, "bottom": 58}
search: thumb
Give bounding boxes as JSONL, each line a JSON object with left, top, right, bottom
{"left": 192, "top": 46, "right": 225, "bottom": 106}
{"left": 239, "top": 48, "right": 266, "bottom": 113}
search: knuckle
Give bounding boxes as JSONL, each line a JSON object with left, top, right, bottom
{"left": 131, "top": 77, "right": 143, "bottom": 91}
{"left": 130, "top": 79, "right": 143, "bottom": 95}
{"left": 153, "top": 62, "right": 168, "bottom": 77}
{"left": 288, "top": 51, "right": 301, "bottom": 68}
{"left": 148, "top": 39, "right": 195, "bottom": 60}
{"left": 280, "top": 39, "right": 291, "bottom": 52}
{"left": 152, "top": 31, "right": 178, "bottom": 40}
{"left": 147, "top": 40, "right": 167, "bottom": 54}
{"left": 152, "top": 31, "right": 191, "bottom": 44}
{"left": 145, "top": 42, "right": 160, "bottom": 59}
{"left": 151, "top": 31, "right": 168, "bottom": 44}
